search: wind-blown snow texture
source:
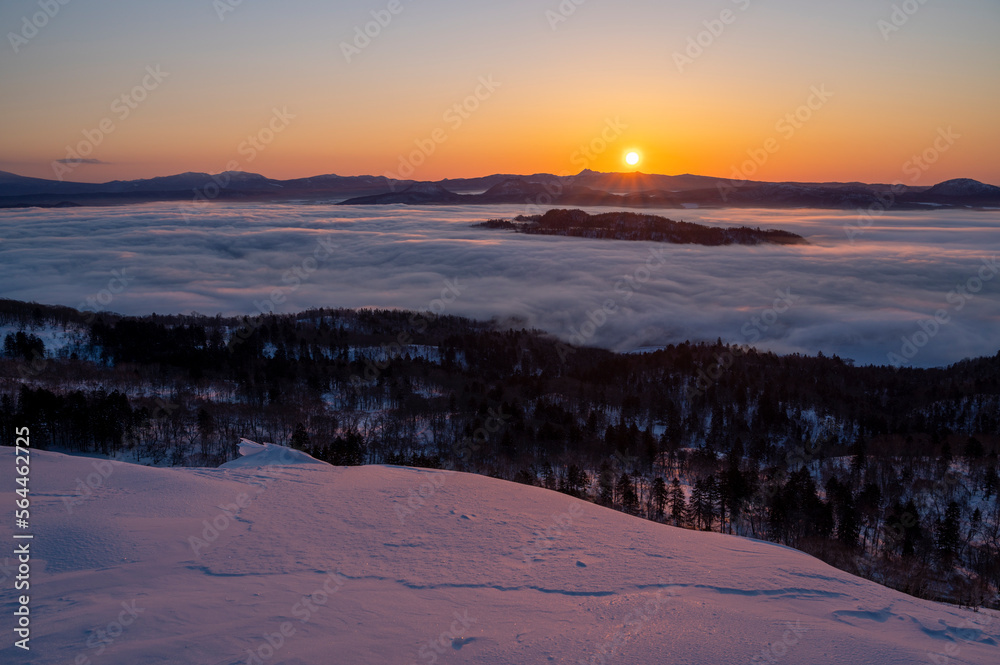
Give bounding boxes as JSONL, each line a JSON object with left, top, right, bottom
{"left": 2, "top": 446, "right": 998, "bottom": 664}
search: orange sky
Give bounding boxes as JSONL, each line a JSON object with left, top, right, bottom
{"left": 1, "top": 0, "right": 998, "bottom": 185}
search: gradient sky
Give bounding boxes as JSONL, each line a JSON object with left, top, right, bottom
{"left": 1, "top": 0, "right": 998, "bottom": 184}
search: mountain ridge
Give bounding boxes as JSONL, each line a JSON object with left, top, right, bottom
{"left": 1, "top": 168, "right": 998, "bottom": 209}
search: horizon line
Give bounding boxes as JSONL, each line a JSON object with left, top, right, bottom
{"left": 2, "top": 166, "right": 996, "bottom": 189}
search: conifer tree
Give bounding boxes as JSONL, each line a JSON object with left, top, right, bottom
{"left": 617, "top": 473, "right": 638, "bottom": 515}
{"left": 937, "top": 501, "right": 962, "bottom": 565}
{"left": 652, "top": 477, "right": 667, "bottom": 521}
{"left": 669, "top": 478, "right": 686, "bottom": 526}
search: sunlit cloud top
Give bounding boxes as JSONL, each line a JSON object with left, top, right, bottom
{"left": 2, "top": 203, "right": 999, "bottom": 368}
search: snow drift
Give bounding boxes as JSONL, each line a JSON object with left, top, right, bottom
{"left": 219, "top": 439, "right": 329, "bottom": 469}
{"left": 2, "top": 446, "right": 998, "bottom": 664}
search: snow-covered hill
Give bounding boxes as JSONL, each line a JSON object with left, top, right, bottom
{"left": 2, "top": 445, "right": 998, "bottom": 664}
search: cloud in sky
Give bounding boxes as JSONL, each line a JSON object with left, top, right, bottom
{"left": 0, "top": 203, "right": 998, "bottom": 368}
{"left": 53, "top": 158, "right": 109, "bottom": 165}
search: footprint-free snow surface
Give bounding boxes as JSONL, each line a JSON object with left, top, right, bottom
{"left": 3, "top": 445, "right": 998, "bottom": 664}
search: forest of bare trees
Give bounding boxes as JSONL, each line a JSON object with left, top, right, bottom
{"left": 1, "top": 298, "right": 998, "bottom": 608}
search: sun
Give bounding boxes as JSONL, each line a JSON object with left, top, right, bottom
{"left": 625, "top": 151, "right": 640, "bottom": 167}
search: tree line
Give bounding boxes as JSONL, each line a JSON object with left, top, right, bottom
{"left": 0, "top": 298, "right": 997, "bottom": 608}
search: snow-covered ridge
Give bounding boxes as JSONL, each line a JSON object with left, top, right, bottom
{"left": 3, "top": 447, "right": 998, "bottom": 664}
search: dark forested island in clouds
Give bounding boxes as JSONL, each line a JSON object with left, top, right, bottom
{"left": 2, "top": 168, "right": 1000, "bottom": 209}
{"left": 476, "top": 209, "right": 808, "bottom": 246}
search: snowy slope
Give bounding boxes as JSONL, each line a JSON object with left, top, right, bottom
{"left": 2, "top": 446, "right": 998, "bottom": 665}
{"left": 0, "top": 322, "right": 92, "bottom": 359}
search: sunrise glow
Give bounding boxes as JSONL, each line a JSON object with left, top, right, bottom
{"left": 0, "top": 2, "right": 996, "bottom": 184}
{"left": 2, "top": 3, "right": 1000, "bottom": 662}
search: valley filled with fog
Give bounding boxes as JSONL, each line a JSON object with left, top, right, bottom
{"left": 2, "top": 202, "right": 998, "bottom": 367}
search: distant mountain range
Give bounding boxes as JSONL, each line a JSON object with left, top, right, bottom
{"left": 1, "top": 168, "right": 998, "bottom": 210}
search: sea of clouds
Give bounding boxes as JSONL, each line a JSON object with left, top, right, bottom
{"left": 1, "top": 202, "right": 998, "bottom": 368}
